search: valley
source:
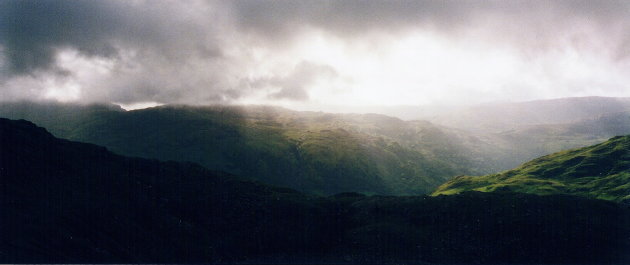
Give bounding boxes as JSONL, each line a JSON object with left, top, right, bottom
{"left": 1, "top": 117, "right": 629, "bottom": 263}
{"left": 2, "top": 97, "right": 630, "bottom": 263}
{"left": 2, "top": 97, "right": 630, "bottom": 196}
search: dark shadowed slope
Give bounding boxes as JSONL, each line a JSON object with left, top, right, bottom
{"left": 1, "top": 118, "right": 629, "bottom": 263}
{"left": 434, "top": 135, "right": 630, "bottom": 202}
{"left": 0, "top": 118, "right": 335, "bottom": 263}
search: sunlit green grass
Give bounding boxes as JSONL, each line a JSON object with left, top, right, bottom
{"left": 433, "top": 136, "right": 630, "bottom": 202}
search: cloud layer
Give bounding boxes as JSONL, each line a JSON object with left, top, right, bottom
{"left": 2, "top": 0, "right": 630, "bottom": 107}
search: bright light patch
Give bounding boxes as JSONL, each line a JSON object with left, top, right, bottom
{"left": 237, "top": 29, "right": 630, "bottom": 107}
{"left": 278, "top": 31, "right": 523, "bottom": 106}
{"left": 40, "top": 49, "right": 115, "bottom": 102}
{"left": 116, "top": 101, "right": 163, "bottom": 110}
{"left": 43, "top": 77, "right": 81, "bottom": 102}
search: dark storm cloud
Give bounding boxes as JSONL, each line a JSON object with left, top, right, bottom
{"left": 0, "top": 0, "right": 146, "bottom": 75}
{"left": 227, "top": 0, "right": 630, "bottom": 56}
{"left": 0, "top": 1, "right": 115, "bottom": 74}
{"left": 0, "top": 0, "right": 228, "bottom": 102}
{"left": 228, "top": 0, "right": 473, "bottom": 37}
{"left": 0, "top": 0, "right": 220, "bottom": 75}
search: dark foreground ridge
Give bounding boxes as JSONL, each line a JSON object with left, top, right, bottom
{"left": 1, "top": 118, "right": 629, "bottom": 264}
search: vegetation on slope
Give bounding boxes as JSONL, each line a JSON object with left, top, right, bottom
{"left": 2, "top": 118, "right": 629, "bottom": 264}
{"left": 433, "top": 135, "right": 630, "bottom": 202}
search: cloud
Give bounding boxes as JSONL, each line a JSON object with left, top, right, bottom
{"left": 0, "top": 0, "right": 231, "bottom": 103}
{"left": 227, "top": 0, "right": 473, "bottom": 37}
{"left": 0, "top": 1, "right": 119, "bottom": 74}
{"left": 227, "top": 0, "right": 630, "bottom": 57}
{"left": 2, "top": 0, "right": 630, "bottom": 106}
{"left": 264, "top": 62, "right": 338, "bottom": 101}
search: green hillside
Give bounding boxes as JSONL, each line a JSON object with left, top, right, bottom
{"left": 433, "top": 135, "right": 630, "bottom": 202}
{"left": 0, "top": 102, "right": 490, "bottom": 195}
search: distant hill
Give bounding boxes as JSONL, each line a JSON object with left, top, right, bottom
{"left": 481, "top": 110, "right": 630, "bottom": 171}
{"left": 499, "top": 110, "right": 630, "bottom": 140}
{"left": 430, "top": 97, "right": 630, "bottom": 132}
{"left": 548, "top": 110, "right": 630, "bottom": 137}
{"left": 0, "top": 102, "right": 493, "bottom": 195}
{"left": 2, "top": 118, "right": 629, "bottom": 263}
{"left": 433, "top": 135, "right": 630, "bottom": 202}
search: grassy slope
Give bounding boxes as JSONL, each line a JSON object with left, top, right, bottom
{"left": 433, "top": 135, "right": 630, "bottom": 202}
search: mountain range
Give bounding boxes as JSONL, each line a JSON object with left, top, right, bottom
{"left": 2, "top": 97, "right": 630, "bottom": 196}
{"left": 0, "top": 102, "right": 490, "bottom": 195}
{"left": 2, "top": 117, "right": 629, "bottom": 263}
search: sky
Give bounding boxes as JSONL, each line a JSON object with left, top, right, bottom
{"left": 2, "top": 0, "right": 630, "bottom": 111}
